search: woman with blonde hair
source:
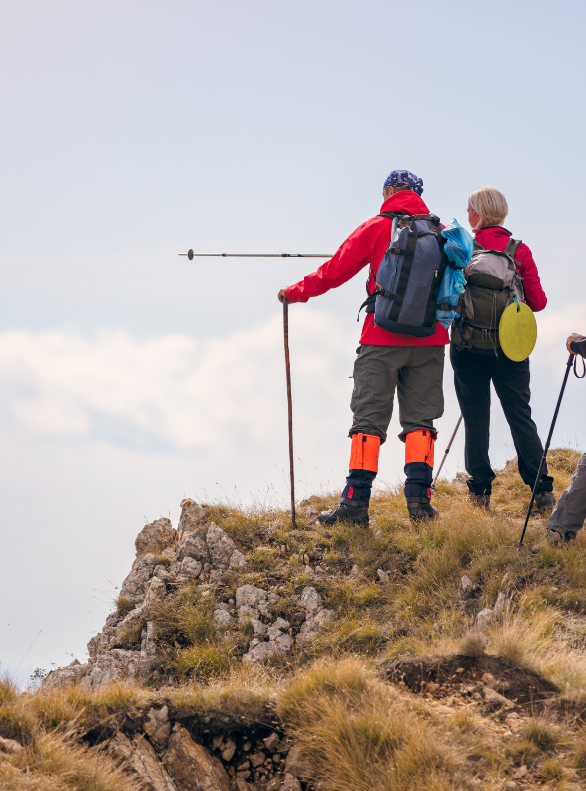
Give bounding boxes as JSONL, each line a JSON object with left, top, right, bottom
{"left": 450, "top": 187, "right": 554, "bottom": 510}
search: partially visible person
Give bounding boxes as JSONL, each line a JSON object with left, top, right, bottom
{"left": 450, "top": 187, "right": 555, "bottom": 511}
{"left": 539, "top": 332, "right": 586, "bottom": 545}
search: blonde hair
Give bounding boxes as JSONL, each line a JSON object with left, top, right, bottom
{"left": 468, "top": 187, "right": 508, "bottom": 230}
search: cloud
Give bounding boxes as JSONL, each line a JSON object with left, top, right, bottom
{"left": 0, "top": 310, "right": 356, "bottom": 454}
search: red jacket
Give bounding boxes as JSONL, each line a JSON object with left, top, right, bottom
{"left": 284, "top": 191, "right": 450, "bottom": 347}
{"left": 474, "top": 226, "right": 547, "bottom": 312}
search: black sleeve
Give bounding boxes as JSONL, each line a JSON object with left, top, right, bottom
{"left": 570, "top": 335, "right": 586, "bottom": 358}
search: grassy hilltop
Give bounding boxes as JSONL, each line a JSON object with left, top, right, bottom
{"left": 3, "top": 449, "right": 586, "bottom": 790}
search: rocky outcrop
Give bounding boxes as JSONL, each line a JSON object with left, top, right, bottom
{"left": 45, "top": 500, "right": 337, "bottom": 689}
{"left": 43, "top": 658, "right": 90, "bottom": 689}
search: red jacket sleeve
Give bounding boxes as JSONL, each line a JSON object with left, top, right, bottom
{"left": 515, "top": 242, "right": 547, "bottom": 312}
{"left": 284, "top": 220, "right": 373, "bottom": 303}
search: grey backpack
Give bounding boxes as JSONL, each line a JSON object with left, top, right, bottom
{"left": 360, "top": 212, "right": 448, "bottom": 337}
{"left": 452, "top": 238, "right": 525, "bottom": 352}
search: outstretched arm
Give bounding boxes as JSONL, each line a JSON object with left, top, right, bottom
{"left": 277, "top": 219, "right": 373, "bottom": 303}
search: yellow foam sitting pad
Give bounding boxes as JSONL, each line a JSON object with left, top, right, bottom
{"left": 499, "top": 301, "right": 537, "bottom": 361}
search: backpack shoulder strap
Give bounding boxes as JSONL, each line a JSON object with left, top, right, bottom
{"left": 378, "top": 211, "right": 404, "bottom": 220}
{"left": 505, "top": 237, "right": 522, "bottom": 261}
{"left": 473, "top": 239, "right": 485, "bottom": 252}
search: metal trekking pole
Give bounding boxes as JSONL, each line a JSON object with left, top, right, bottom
{"left": 432, "top": 415, "right": 463, "bottom": 488}
{"left": 519, "top": 352, "right": 576, "bottom": 546}
{"left": 282, "top": 298, "right": 296, "bottom": 529}
{"left": 179, "top": 250, "right": 332, "bottom": 260}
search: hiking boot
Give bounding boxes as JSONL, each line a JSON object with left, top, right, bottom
{"left": 535, "top": 491, "right": 556, "bottom": 515}
{"left": 530, "top": 528, "right": 575, "bottom": 554}
{"left": 469, "top": 493, "right": 491, "bottom": 510}
{"left": 406, "top": 498, "right": 439, "bottom": 523}
{"left": 318, "top": 501, "right": 369, "bottom": 527}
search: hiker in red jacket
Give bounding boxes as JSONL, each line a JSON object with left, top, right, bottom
{"left": 278, "top": 170, "right": 448, "bottom": 525}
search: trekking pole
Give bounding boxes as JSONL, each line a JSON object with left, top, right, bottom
{"left": 432, "top": 415, "right": 463, "bottom": 488}
{"left": 179, "top": 250, "right": 333, "bottom": 260}
{"left": 519, "top": 352, "right": 576, "bottom": 546}
{"left": 282, "top": 298, "right": 296, "bottom": 529}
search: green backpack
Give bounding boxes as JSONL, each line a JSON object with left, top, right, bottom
{"left": 452, "top": 238, "right": 525, "bottom": 353}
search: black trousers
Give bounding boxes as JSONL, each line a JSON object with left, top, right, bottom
{"left": 450, "top": 342, "right": 553, "bottom": 495}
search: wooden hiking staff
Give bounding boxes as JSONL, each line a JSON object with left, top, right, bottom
{"left": 282, "top": 298, "right": 296, "bottom": 529}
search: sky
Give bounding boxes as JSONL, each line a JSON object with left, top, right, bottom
{"left": 1, "top": 0, "right": 585, "bottom": 682}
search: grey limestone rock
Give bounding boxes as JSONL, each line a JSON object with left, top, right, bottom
{"left": 236, "top": 584, "right": 269, "bottom": 609}
{"left": 81, "top": 649, "right": 142, "bottom": 690}
{"left": 274, "top": 633, "right": 293, "bottom": 653}
{"left": 176, "top": 531, "right": 208, "bottom": 564}
{"left": 179, "top": 556, "right": 203, "bottom": 580}
{"left": 476, "top": 607, "right": 494, "bottom": 630}
{"left": 494, "top": 591, "right": 508, "bottom": 617}
{"left": 229, "top": 548, "right": 247, "bottom": 570}
{"left": 177, "top": 498, "right": 207, "bottom": 539}
{"left": 251, "top": 618, "right": 267, "bottom": 636}
{"left": 296, "top": 608, "right": 334, "bottom": 645}
{"left": 135, "top": 518, "right": 177, "bottom": 560}
{"left": 377, "top": 569, "right": 390, "bottom": 584}
{"left": 266, "top": 626, "right": 283, "bottom": 640}
{"left": 300, "top": 586, "right": 322, "bottom": 614}
{"left": 120, "top": 553, "right": 157, "bottom": 605}
{"left": 143, "top": 577, "right": 167, "bottom": 610}
{"left": 243, "top": 633, "right": 293, "bottom": 663}
{"left": 206, "top": 523, "right": 236, "bottom": 569}
{"left": 42, "top": 658, "right": 89, "bottom": 689}
{"left": 139, "top": 621, "right": 157, "bottom": 680}
{"left": 274, "top": 617, "right": 290, "bottom": 631}
{"left": 112, "top": 606, "right": 145, "bottom": 646}
{"left": 213, "top": 609, "right": 235, "bottom": 628}
{"left": 238, "top": 604, "right": 260, "bottom": 624}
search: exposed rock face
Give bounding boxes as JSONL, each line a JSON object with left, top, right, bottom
{"left": 44, "top": 497, "right": 340, "bottom": 687}
{"left": 82, "top": 648, "right": 142, "bottom": 690}
{"left": 162, "top": 727, "right": 230, "bottom": 791}
{"left": 136, "top": 518, "right": 177, "bottom": 559}
{"left": 177, "top": 498, "right": 207, "bottom": 539}
{"left": 107, "top": 731, "right": 178, "bottom": 791}
{"left": 106, "top": 718, "right": 308, "bottom": 791}
{"left": 43, "top": 658, "right": 90, "bottom": 689}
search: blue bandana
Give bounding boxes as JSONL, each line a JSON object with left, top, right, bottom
{"left": 383, "top": 169, "right": 424, "bottom": 196}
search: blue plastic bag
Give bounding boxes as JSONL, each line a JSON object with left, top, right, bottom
{"left": 436, "top": 219, "right": 473, "bottom": 328}
{"left": 441, "top": 218, "right": 473, "bottom": 269}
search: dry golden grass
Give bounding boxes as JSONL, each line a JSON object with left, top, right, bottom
{"left": 278, "top": 657, "right": 468, "bottom": 791}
